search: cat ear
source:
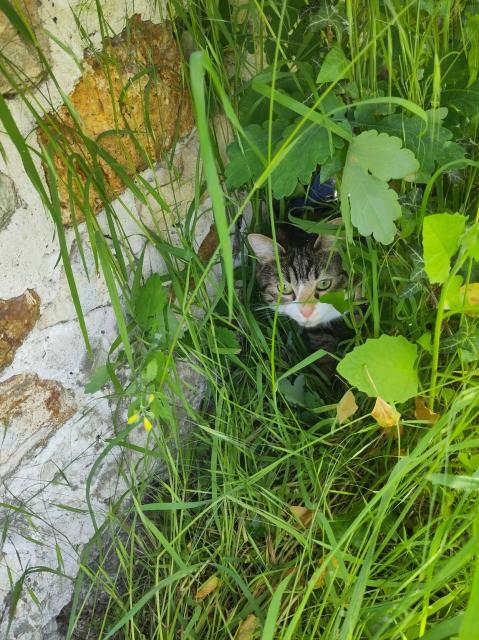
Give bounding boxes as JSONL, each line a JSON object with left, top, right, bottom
{"left": 248, "top": 234, "right": 284, "bottom": 263}
{"left": 313, "top": 217, "right": 342, "bottom": 251}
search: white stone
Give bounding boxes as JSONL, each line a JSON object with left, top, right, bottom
{"left": 0, "top": 2, "right": 214, "bottom": 637}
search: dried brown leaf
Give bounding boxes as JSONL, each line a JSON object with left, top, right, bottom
{"left": 197, "top": 224, "right": 219, "bottom": 263}
{"left": 336, "top": 389, "right": 358, "bottom": 424}
{"left": 414, "top": 397, "right": 440, "bottom": 424}
{"left": 371, "top": 397, "right": 401, "bottom": 429}
{"left": 266, "top": 535, "right": 277, "bottom": 565}
{"left": 236, "top": 614, "right": 260, "bottom": 640}
{"left": 290, "top": 505, "right": 314, "bottom": 527}
{"left": 195, "top": 575, "right": 220, "bottom": 602}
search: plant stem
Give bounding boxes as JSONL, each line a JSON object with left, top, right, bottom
{"left": 429, "top": 281, "right": 449, "bottom": 410}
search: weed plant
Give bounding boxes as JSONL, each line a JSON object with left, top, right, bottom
{"left": 2, "top": 1, "right": 479, "bottom": 639}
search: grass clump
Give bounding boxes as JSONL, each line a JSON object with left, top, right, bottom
{"left": 67, "top": 1, "right": 479, "bottom": 635}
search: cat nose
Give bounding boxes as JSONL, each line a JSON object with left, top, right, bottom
{"left": 300, "top": 304, "right": 315, "bottom": 318}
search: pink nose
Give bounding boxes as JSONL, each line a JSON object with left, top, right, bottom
{"left": 300, "top": 304, "right": 315, "bottom": 318}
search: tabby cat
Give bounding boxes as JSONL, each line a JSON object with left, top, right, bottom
{"left": 248, "top": 223, "right": 350, "bottom": 358}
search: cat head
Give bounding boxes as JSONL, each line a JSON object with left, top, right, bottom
{"left": 248, "top": 224, "right": 347, "bottom": 328}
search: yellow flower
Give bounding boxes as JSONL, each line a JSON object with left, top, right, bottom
{"left": 127, "top": 413, "right": 140, "bottom": 425}
{"left": 147, "top": 394, "right": 155, "bottom": 404}
{"left": 143, "top": 417, "right": 153, "bottom": 431}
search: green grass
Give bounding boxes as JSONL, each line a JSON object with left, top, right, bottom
{"left": 2, "top": 0, "right": 479, "bottom": 639}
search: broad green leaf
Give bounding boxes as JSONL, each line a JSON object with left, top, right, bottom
{"left": 442, "top": 77, "right": 479, "bottom": 121}
{"left": 226, "top": 117, "right": 340, "bottom": 198}
{"left": 444, "top": 275, "right": 465, "bottom": 310}
{"left": 134, "top": 273, "right": 169, "bottom": 330}
{"left": 319, "top": 146, "right": 346, "bottom": 183}
{"left": 353, "top": 100, "right": 393, "bottom": 124}
{"left": 278, "top": 375, "right": 307, "bottom": 406}
{"left": 270, "top": 123, "right": 333, "bottom": 198}
{"left": 462, "top": 225, "right": 479, "bottom": 260}
{"left": 341, "top": 162, "right": 401, "bottom": 244}
{"left": 142, "top": 359, "right": 158, "bottom": 383}
{"left": 278, "top": 374, "right": 320, "bottom": 408}
{"left": 317, "top": 44, "right": 351, "bottom": 84}
{"left": 422, "top": 213, "right": 466, "bottom": 284}
{"left": 417, "top": 331, "right": 432, "bottom": 353}
{"left": 320, "top": 290, "right": 349, "bottom": 313}
{"left": 84, "top": 365, "right": 110, "bottom": 394}
{"left": 225, "top": 120, "right": 289, "bottom": 189}
{"left": 215, "top": 326, "right": 241, "bottom": 354}
{"left": 337, "top": 335, "right": 418, "bottom": 403}
{"left": 347, "top": 130, "right": 419, "bottom": 181}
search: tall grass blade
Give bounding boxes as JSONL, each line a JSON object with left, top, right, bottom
{"left": 189, "top": 51, "right": 233, "bottom": 317}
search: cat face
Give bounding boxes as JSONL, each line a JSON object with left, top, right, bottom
{"left": 248, "top": 231, "right": 347, "bottom": 328}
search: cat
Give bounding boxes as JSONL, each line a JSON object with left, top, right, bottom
{"left": 248, "top": 222, "right": 351, "bottom": 362}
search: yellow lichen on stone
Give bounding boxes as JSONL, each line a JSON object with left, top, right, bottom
{"left": 38, "top": 16, "right": 194, "bottom": 223}
{"left": 0, "top": 289, "right": 40, "bottom": 372}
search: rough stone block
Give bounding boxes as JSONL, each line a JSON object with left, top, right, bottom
{"left": 0, "top": 171, "right": 21, "bottom": 232}
{"left": 0, "top": 289, "right": 40, "bottom": 372}
{"left": 0, "top": 373, "right": 77, "bottom": 481}
{"left": 38, "top": 16, "right": 194, "bottom": 224}
{"left": 0, "top": 0, "right": 51, "bottom": 95}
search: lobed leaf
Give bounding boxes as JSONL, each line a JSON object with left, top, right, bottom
{"left": 226, "top": 117, "right": 340, "bottom": 199}
{"left": 270, "top": 123, "right": 334, "bottom": 199}
{"left": 347, "top": 130, "right": 419, "bottom": 181}
{"left": 341, "top": 162, "right": 401, "bottom": 244}
{"left": 355, "top": 108, "right": 466, "bottom": 181}
{"left": 340, "top": 130, "right": 419, "bottom": 244}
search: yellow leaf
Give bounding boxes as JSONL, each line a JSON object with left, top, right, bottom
{"left": 143, "top": 417, "right": 153, "bottom": 431}
{"left": 195, "top": 575, "right": 220, "bottom": 602}
{"left": 127, "top": 413, "right": 139, "bottom": 424}
{"left": 414, "top": 397, "right": 440, "bottom": 424}
{"left": 336, "top": 389, "right": 358, "bottom": 424}
{"left": 236, "top": 614, "right": 260, "bottom": 640}
{"left": 313, "top": 557, "right": 339, "bottom": 589}
{"left": 290, "top": 505, "right": 314, "bottom": 527}
{"left": 461, "top": 283, "right": 479, "bottom": 316}
{"left": 371, "top": 397, "right": 401, "bottom": 429}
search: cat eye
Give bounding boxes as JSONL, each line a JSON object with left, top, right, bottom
{"left": 316, "top": 279, "right": 332, "bottom": 291}
{"left": 278, "top": 282, "right": 294, "bottom": 295}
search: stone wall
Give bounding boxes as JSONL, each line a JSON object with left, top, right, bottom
{"left": 0, "top": 2, "right": 213, "bottom": 638}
